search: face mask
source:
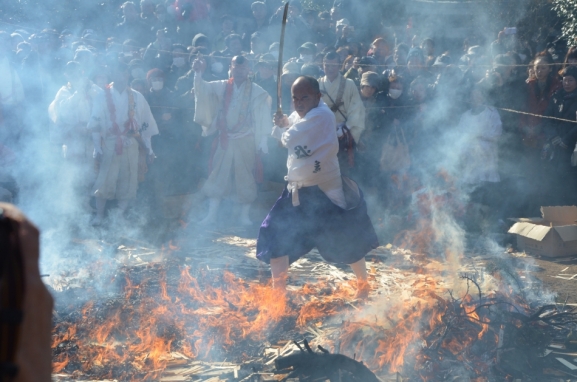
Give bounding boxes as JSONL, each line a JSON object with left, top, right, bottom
{"left": 132, "top": 68, "right": 145, "bottom": 79}
{"left": 173, "top": 57, "right": 185, "bottom": 67}
{"left": 270, "top": 51, "right": 279, "bottom": 59}
{"left": 300, "top": 54, "right": 313, "bottom": 63}
{"left": 151, "top": 80, "right": 164, "bottom": 91}
{"left": 211, "top": 61, "right": 224, "bottom": 73}
{"left": 389, "top": 88, "right": 402, "bottom": 99}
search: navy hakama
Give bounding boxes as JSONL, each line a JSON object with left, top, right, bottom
{"left": 256, "top": 177, "right": 379, "bottom": 265}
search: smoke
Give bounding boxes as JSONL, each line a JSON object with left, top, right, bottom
{"left": 0, "top": 1, "right": 561, "bottom": 379}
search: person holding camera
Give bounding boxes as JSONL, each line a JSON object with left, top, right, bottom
{"left": 319, "top": 52, "right": 365, "bottom": 174}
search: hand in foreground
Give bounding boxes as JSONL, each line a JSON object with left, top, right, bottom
{"left": 0, "top": 203, "right": 53, "bottom": 382}
{"left": 273, "top": 112, "right": 289, "bottom": 128}
{"left": 191, "top": 57, "right": 206, "bottom": 73}
{"left": 552, "top": 136, "right": 568, "bottom": 149}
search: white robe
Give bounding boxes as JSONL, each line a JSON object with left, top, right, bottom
{"left": 194, "top": 73, "right": 271, "bottom": 203}
{"left": 88, "top": 84, "right": 159, "bottom": 200}
{"left": 272, "top": 101, "right": 345, "bottom": 208}
{"left": 49, "top": 82, "right": 103, "bottom": 159}
{"left": 318, "top": 74, "right": 365, "bottom": 142}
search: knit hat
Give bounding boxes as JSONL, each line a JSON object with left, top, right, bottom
{"left": 301, "top": 63, "right": 321, "bottom": 77}
{"left": 297, "top": 42, "right": 316, "bottom": 54}
{"left": 357, "top": 56, "right": 377, "bottom": 68}
{"left": 251, "top": 1, "right": 266, "bottom": 11}
{"left": 360, "top": 71, "right": 380, "bottom": 88}
{"left": 192, "top": 33, "right": 210, "bottom": 48}
{"left": 561, "top": 65, "right": 577, "bottom": 79}
{"left": 282, "top": 61, "right": 301, "bottom": 76}
{"left": 407, "top": 47, "right": 425, "bottom": 63}
{"left": 255, "top": 53, "right": 276, "bottom": 68}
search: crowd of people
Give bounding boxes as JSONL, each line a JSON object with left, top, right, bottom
{"left": 0, "top": 0, "right": 575, "bottom": 234}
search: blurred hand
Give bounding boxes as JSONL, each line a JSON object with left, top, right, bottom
{"left": 274, "top": 112, "right": 289, "bottom": 128}
{"left": 342, "top": 25, "right": 354, "bottom": 38}
{"left": 552, "top": 136, "right": 568, "bottom": 149}
{"left": 0, "top": 203, "right": 53, "bottom": 382}
{"left": 192, "top": 57, "right": 206, "bottom": 73}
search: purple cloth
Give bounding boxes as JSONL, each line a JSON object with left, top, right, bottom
{"left": 256, "top": 183, "right": 379, "bottom": 264}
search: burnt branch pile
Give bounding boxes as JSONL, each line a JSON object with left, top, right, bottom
{"left": 414, "top": 279, "right": 577, "bottom": 381}
{"left": 274, "top": 339, "right": 380, "bottom": 382}
{"left": 49, "top": 235, "right": 577, "bottom": 382}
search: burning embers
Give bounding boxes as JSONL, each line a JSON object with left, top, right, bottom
{"left": 51, "top": 258, "right": 359, "bottom": 380}
{"left": 51, "top": 239, "right": 571, "bottom": 381}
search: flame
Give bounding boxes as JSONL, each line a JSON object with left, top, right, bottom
{"left": 53, "top": 267, "right": 334, "bottom": 379}
{"left": 168, "top": 240, "right": 180, "bottom": 251}
{"left": 53, "top": 355, "right": 69, "bottom": 373}
{"left": 52, "top": 215, "right": 518, "bottom": 382}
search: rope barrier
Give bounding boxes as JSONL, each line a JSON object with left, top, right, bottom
{"left": 4, "top": 14, "right": 577, "bottom": 125}
{"left": 494, "top": 106, "right": 577, "bottom": 124}
{"left": 148, "top": 101, "right": 577, "bottom": 125}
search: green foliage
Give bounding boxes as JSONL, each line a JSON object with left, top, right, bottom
{"left": 554, "top": 0, "right": 577, "bottom": 45}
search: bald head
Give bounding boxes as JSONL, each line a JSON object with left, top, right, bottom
{"left": 230, "top": 55, "right": 250, "bottom": 84}
{"left": 292, "top": 76, "right": 322, "bottom": 117}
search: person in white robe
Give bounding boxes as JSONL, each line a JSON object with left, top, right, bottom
{"left": 88, "top": 61, "right": 158, "bottom": 225}
{"left": 318, "top": 51, "right": 365, "bottom": 171}
{"left": 49, "top": 62, "right": 103, "bottom": 209}
{"left": 192, "top": 55, "right": 271, "bottom": 225}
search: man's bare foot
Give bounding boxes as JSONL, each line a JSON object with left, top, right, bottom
{"left": 355, "top": 279, "right": 371, "bottom": 299}
{"left": 91, "top": 215, "right": 103, "bottom": 226}
{"left": 198, "top": 214, "right": 217, "bottom": 226}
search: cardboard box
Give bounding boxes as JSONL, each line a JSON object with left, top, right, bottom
{"left": 508, "top": 206, "right": 577, "bottom": 258}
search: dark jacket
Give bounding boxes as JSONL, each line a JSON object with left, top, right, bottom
{"left": 142, "top": 42, "right": 172, "bottom": 72}
{"left": 544, "top": 88, "right": 577, "bottom": 167}
{"left": 522, "top": 75, "right": 562, "bottom": 147}
{"left": 545, "top": 89, "right": 577, "bottom": 140}
{"left": 145, "top": 87, "right": 179, "bottom": 136}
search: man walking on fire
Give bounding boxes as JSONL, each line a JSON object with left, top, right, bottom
{"left": 256, "top": 76, "right": 379, "bottom": 298}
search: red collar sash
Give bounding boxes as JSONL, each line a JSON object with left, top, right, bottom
{"left": 216, "top": 77, "right": 253, "bottom": 149}
{"left": 104, "top": 84, "right": 139, "bottom": 155}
